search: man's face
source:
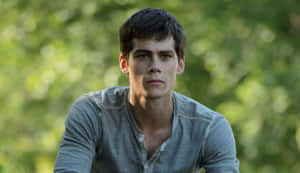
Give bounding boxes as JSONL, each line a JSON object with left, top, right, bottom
{"left": 120, "top": 37, "right": 185, "bottom": 99}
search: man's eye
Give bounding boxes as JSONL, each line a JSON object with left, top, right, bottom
{"left": 161, "top": 54, "right": 172, "bottom": 59}
{"left": 136, "top": 54, "right": 149, "bottom": 59}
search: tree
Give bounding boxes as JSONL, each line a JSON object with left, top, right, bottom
{"left": 0, "top": 0, "right": 300, "bottom": 172}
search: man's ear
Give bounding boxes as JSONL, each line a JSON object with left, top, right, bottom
{"left": 120, "top": 55, "right": 129, "bottom": 74}
{"left": 177, "top": 56, "right": 185, "bottom": 74}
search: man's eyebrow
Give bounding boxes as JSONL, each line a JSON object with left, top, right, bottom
{"left": 159, "top": 50, "right": 175, "bottom": 54}
{"left": 133, "top": 49, "right": 152, "bottom": 54}
{"left": 133, "top": 49, "right": 175, "bottom": 54}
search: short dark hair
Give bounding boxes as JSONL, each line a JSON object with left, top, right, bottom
{"left": 119, "top": 8, "right": 186, "bottom": 59}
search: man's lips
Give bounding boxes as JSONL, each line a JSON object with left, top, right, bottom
{"left": 147, "top": 79, "right": 164, "bottom": 85}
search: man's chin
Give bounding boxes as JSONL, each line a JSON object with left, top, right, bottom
{"left": 144, "top": 90, "right": 169, "bottom": 100}
{"left": 145, "top": 94, "right": 162, "bottom": 100}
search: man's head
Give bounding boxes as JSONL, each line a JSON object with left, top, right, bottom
{"left": 119, "top": 8, "right": 185, "bottom": 99}
{"left": 119, "top": 8, "right": 186, "bottom": 59}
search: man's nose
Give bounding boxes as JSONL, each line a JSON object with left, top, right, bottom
{"left": 149, "top": 55, "right": 162, "bottom": 73}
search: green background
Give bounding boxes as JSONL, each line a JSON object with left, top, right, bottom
{"left": 1, "top": 0, "right": 300, "bottom": 172}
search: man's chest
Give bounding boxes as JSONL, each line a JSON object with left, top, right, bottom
{"left": 92, "top": 125, "right": 203, "bottom": 173}
{"left": 143, "top": 128, "right": 172, "bottom": 159}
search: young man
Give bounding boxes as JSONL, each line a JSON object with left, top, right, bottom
{"left": 54, "top": 8, "right": 239, "bottom": 173}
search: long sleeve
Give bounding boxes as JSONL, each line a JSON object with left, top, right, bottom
{"left": 54, "top": 96, "right": 102, "bottom": 173}
{"left": 201, "top": 115, "right": 239, "bottom": 173}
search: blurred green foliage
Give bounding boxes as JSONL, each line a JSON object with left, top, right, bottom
{"left": 1, "top": 0, "right": 300, "bottom": 172}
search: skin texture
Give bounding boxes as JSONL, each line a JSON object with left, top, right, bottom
{"left": 120, "top": 36, "right": 185, "bottom": 157}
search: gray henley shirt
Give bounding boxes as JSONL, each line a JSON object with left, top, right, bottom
{"left": 54, "top": 87, "right": 239, "bottom": 173}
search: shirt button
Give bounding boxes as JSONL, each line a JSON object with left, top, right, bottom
{"left": 144, "top": 163, "right": 149, "bottom": 169}
{"left": 138, "top": 135, "right": 144, "bottom": 143}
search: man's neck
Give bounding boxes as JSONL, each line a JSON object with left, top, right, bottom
{"left": 129, "top": 92, "right": 174, "bottom": 131}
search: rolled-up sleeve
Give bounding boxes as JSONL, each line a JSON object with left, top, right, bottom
{"left": 201, "top": 115, "right": 239, "bottom": 173}
{"left": 54, "top": 96, "right": 102, "bottom": 173}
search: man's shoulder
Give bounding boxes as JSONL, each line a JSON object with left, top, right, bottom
{"left": 76, "top": 86, "right": 129, "bottom": 110}
{"left": 173, "top": 91, "right": 224, "bottom": 123}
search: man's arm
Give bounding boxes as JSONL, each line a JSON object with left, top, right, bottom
{"left": 54, "top": 96, "right": 102, "bottom": 173}
{"left": 200, "top": 115, "right": 239, "bottom": 173}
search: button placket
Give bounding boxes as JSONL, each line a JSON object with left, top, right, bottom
{"left": 144, "top": 162, "right": 149, "bottom": 169}
{"left": 138, "top": 134, "right": 144, "bottom": 143}
{"left": 143, "top": 161, "right": 153, "bottom": 173}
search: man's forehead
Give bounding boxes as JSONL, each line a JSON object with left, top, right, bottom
{"left": 132, "top": 36, "right": 175, "bottom": 52}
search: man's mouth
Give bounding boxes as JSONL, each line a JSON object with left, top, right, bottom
{"left": 147, "top": 79, "right": 164, "bottom": 85}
